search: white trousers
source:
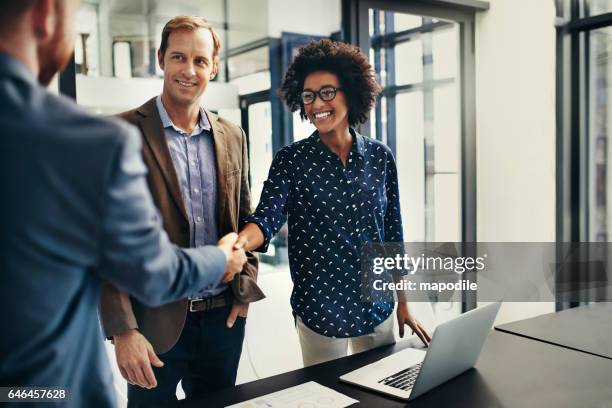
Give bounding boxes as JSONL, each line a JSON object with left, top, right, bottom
{"left": 295, "top": 314, "right": 396, "bottom": 367}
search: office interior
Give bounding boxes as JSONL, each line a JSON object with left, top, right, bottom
{"left": 47, "top": 0, "right": 611, "bottom": 404}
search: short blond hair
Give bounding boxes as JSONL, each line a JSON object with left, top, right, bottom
{"left": 159, "top": 16, "right": 221, "bottom": 59}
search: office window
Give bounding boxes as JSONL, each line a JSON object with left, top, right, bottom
{"left": 588, "top": 27, "right": 612, "bottom": 242}
{"left": 372, "top": 10, "right": 462, "bottom": 321}
{"left": 228, "top": 45, "right": 269, "bottom": 80}
{"left": 557, "top": 1, "right": 612, "bottom": 243}
{"left": 586, "top": 0, "right": 612, "bottom": 16}
{"left": 244, "top": 98, "right": 274, "bottom": 204}
{"left": 70, "top": 0, "right": 236, "bottom": 115}
{"left": 369, "top": 11, "right": 461, "bottom": 243}
{"left": 556, "top": 0, "right": 612, "bottom": 309}
{"left": 344, "top": 0, "right": 487, "bottom": 316}
{"left": 343, "top": 0, "right": 487, "bottom": 316}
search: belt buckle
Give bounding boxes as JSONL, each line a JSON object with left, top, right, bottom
{"left": 189, "top": 296, "right": 213, "bottom": 312}
{"left": 189, "top": 299, "right": 198, "bottom": 312}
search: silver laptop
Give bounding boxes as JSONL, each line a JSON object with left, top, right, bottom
{"left": 340, "top": 302, "right": 501, "bottom": 400}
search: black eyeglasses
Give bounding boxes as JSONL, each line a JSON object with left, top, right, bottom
{"left": 300, "top": 86, "right": 342, "bottom": 105}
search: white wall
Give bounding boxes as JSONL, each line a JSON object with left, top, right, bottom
{"left": 228, "top": 0, "right": 269, "bottom": 49}
{"left": 267, "top": 0, "right": 341, "bottom": 37}
{"left": 75, "top": 75, "right": 239, "bottom": 114}
{"left": 475, "top": 0, "right": 557, "bottom": 321}
{"left": 476, "top": 0, "right": 556, "bottom": 242}
{"left": 224, "top": 0, "right": 341, "bottom": 79}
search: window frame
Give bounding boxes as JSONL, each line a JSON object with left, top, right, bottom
{"left": 342, "top": 0, "right": 487, "bottom": 311}
{"left": 556, "top": 0, "right": 612, "bottom": 309}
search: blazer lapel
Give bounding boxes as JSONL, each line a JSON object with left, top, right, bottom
{"left": 207, "top": 110, "right": 228, "bottom": 230}
{"left": 136, "top": 98, "right": 189, "bottom": 223}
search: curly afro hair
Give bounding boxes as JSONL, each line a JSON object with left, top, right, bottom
{"left": 279, "top": 39, "right": 381, "bottom": 127}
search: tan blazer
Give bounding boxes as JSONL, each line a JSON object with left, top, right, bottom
{"left": 99, "top": 97, "right": 265, "bottom": 353}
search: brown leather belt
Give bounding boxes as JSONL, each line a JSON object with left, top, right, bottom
{"left": 188, "top": 291, "right": 231, "bottom": 313}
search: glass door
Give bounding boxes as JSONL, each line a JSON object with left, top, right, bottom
{"left": 349, "top": 0, "right": 480, "bottom": 317}
{"left": 368, "top": 10, "right": 462, "bottom": 245}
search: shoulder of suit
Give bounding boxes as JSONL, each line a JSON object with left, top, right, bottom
{"left": 115, "top": 106, "right": 142, "bottom": 126}
{"left": 114, "top": 96, "right": 158, "bottom": 126}
{"left": 11, "top": 87, "right": 143, "bottom": 171}
{"left": 41, "top": 90, "right": 139, "bottom": 145}
{"left": 208, "top": 111, "right": 245, "bottom": 139}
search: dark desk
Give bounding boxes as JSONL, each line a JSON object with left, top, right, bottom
{"left": 182, "top": 331, "right": 612, "bottom": 408}
{"left": 495, "top": 303, "right": 612, "bottom": 359}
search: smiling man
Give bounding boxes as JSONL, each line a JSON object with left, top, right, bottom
{"left": 99, "top": 16, "right": 264, "bottom": 407}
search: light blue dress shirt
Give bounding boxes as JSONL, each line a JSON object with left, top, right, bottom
{"left": 155, "top": 96, "right": 226, "bottom": 298}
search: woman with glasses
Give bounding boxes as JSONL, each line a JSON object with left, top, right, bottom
{"left": 236, "top": 39, "right": 430, "bottom": 366}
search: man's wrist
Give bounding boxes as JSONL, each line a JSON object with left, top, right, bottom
{"left": 113, "top": 328, "right": 138, "bottom": 341}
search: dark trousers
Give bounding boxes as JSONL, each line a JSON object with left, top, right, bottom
{"left": 127, "top": 302, "right": 246, "bottom": 408}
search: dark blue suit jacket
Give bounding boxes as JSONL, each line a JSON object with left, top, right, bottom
{"left": 0, "top": 53, "right": 227, "bottom": 407}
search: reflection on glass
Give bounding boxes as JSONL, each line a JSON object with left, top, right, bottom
{"left": 369, "top": 8, "right": 375, "bottom": 36}
{"left": 230, "top": 71, "right": 271, "bottom": 95}
{"left": 380, "top": 10, "right": 461, "bottom": 319}
{"left": 433, "top": 86, "right": 459, "bottom": 174}
{"left": 248, "top": 102, "right": 273, "bottom": 204}
{"left": 75, "top": 3, "right": 99, "bottom": 76}
{"left": 588, "top": 26, "right": 612, "bottom": 241}
{"left": 433, "top": 174, "right": 460, "bottom": 241}
{"left": 396, "top": 91, "right": 425, "bottom": 241}
{"left": 394, "top": 13, "right": 423, "bottom": 31}
{"left": 228, "top": 46, "right": 269, "bottom": 80}
{"left": 74, "top": 0, "right": 227, "bottom": 80}
{"left": 227, "top": 0, "right": 268, "bottom": 49}
{"left": 380, "top": 95, "right": 388, "bottom": 145}
{"left": 113, "top": 42, "right": 132, "bottom": 79}
{"left": 394, "top": 40, "right": 423, "bottom": 86}
{"left": 587, "top": 0, "right": 612, "bottom": 16}
{"left": 72, "top": 0, "right": 247, "bottom": 115}
{"left": 370, "top": 10, "right": 461, "bottom": 243}
{"left": 432, "top": 27, "right": 458, "bottom": 80}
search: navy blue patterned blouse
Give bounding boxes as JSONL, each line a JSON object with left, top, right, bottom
{"left": 245, "top": 129, "right": 403, "bottom": 337}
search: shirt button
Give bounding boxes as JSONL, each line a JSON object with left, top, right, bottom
{"left": 191, "top": 160, "right": 197, "bottom": 166}
{"left": 196, "top": 216, "right": 202, "bottom": 222}
{"left": 194, "top": 188, "right": 199, "bottom": 193}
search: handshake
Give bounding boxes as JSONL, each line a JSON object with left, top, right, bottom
{"left": 216, "top": 232, "right": 248, "bottom": 283}
{"left": 112, "top": 232, "right": 250, "bottom": 390}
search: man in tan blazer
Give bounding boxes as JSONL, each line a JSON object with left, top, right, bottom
{"left": 99, "top": 16, "right": 264, "bottom": 407}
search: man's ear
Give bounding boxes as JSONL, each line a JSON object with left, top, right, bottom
{"left": 157, "top": 49, "right": 164, "bottom": 70}
{"left": 210, "top": 57, "right": 219, "bottom": 80}
{"left": 31, "top": 0, "right": 55, "bottom": 41}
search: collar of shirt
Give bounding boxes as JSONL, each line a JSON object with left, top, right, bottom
{"left": 155, "top": 95, "right": 211, "bottom": 136}
{"left": 0, "top": 52, "right": 37, "bottom": 85}
{"left": 312, "top": 127, "right": 366, "bottom": 159}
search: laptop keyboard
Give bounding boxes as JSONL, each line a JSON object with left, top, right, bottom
{"left": 378, "top": 362, "right": 423, "bottom": 391}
